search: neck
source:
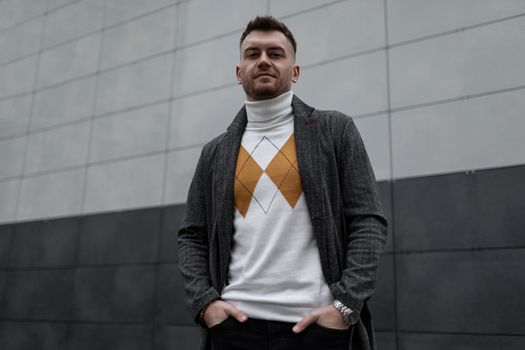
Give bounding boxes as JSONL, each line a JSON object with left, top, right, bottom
{"left": 245, "top": 91, "right": 293, "bottom": 123}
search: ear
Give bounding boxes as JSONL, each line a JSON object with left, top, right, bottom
{"left": 236, "top": 65, "right": 242, "bottom": 84}
{"left": 292, "top": 64, "right": 300, "bottom": 83}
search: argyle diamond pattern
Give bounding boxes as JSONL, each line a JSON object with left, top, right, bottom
{"left": 234, "top": 134, "right": 302, "bottom": 217}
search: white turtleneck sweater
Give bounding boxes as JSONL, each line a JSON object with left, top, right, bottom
{"left": 221, "top": 91, "right": 333, "bottom": 322}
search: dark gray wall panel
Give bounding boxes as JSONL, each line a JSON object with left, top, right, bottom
{"left": 160, "top": 205, "right": 185, "bottom": 263}
{"left": 68, "top": 324, "right": 152, "bottom": 350}
{"left": 156, "top": 263, "right": 193, "bottom": 325}
{"left": 394, "top": 165, "right": 525, "bottom": 252}
{"left": 73, "top": 266, "right": 156, "bottom": 323}
{"left": 0, "top": 225, "right": 13, "bottom": 268}
{"left": 375, "top": 331, "right": 396, "bottom": 350}
{"left": 377, "top": 181, "right": 394, "bottom": 252}
{"left": 3, "top": 269, "right": 74, "bottom": 320}
{"left": 398, "top": 332, "right": 525, "bottom": 350}
{"left": 78, "top": 208, "right": 160, "bottom": 265}
{"left": 474, "top": 166, "right": 525, "bottom": 247}
{"left": 10, "top": 218, "right": 79, "bottom": 268}
{"left": 0, "top": 321, "right": 68, "bottom": 350}
{"left": 154, "top": 325, "right": 200, "bottom": 350}
{"left": 0, "top": 272, "right": 5, "bottom": 318}
{"left": 369, "top": 254, "right": 396, "bottom": 331}
{"left": 397, "top": 249, "right": 525, "bottom": 334}
{"left": 394, "top": 172, "right": 473, "bottom": 251}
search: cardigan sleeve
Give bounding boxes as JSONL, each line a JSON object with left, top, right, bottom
{"left": 329, "top": 117, "right": 388, "bottom": 325}
{"left": 177, "top": 145, "right": 221, "bottom": 324}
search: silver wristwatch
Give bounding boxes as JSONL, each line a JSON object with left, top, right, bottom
{"left": 332, "top": 299, "right": 353, "bottom": 326}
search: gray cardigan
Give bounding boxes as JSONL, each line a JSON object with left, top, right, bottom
{"left": 178, "top": 95, "right": 388, "bottom": 350}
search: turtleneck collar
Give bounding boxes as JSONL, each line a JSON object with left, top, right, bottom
{"left": 245, "top": 91, "right": 293, "bottom": 126}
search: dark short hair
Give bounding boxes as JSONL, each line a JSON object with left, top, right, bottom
{"left": 240, "top": 16, "right": 297, "bottom": 54}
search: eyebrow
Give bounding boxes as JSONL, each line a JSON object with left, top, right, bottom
{"left": 243, "top": 46, "right": 286, "bottom": 53}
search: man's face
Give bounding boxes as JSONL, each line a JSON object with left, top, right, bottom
{"left": 236, "top": 30, "right": 300, "bottom": 101}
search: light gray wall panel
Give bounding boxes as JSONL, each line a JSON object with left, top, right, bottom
{"left": 17, "top": 168, "right": 85, "bottom": 221}
{"left": 170, "top": 85, "right": 243, "bottom": 148}
{"left": 89, "top": 103, "right": 169, "bottom": 163}
{"left": 392, "top": 89, "right": 525, "bottom": 179}
{"left": 37, "top": 33, "right": 101, "bottom": 88}
{"left": 43, "top": 0, "right": 106, "bottom": 48}
{"left": 390, "top": 16, "right": 525, "bottom": 109}
{"left": 84, "top": 154, "right": 164, "bottom": 213}
{"left": 175, "top": 0, "right": 267, "bottom": 47}
{"left": 100, "top": 7, "right": 176, "bottom": 70}
{"left": 172, "top": 33, "right": 238, "bottom": 97}
{"left": 105, "top": 0, "right": 184, "bottom": 26}
{"left": 0, "top": 95, "right": 32, "bottom": 138}
{"left": 0, "top": 0, "right": 48, "bottom": 31}
{"left": 294, "top": 51, "right": 387, "bottom": 116}
{"left": 47, "top": 0, "right": 78, "bottom": 11}
{"left": 165, "top": 147, "right": 202, "bottom": 204}
{"left": 354, "top": 114, "right": 391, "bottom": 181}
{"left": 0, "top": 136, "right": 26, "bottom": 179}
{"left": 0, "top": 17, "right": 43, "bottom": 65}
{"left": 0, "top": 56, "right": 37, "bottom": 98}
{"left": 0, "top": 179, "right": 19, "bottom": 223}
{"left": 286, "top": 0, "right": 385, "bottom": 67}
{"left": 95, "top": 53, "right": 172, "bottom": 115}
{"left": 270, "top": 0, "right": 340, "bottom": 18}
{"left": 32, "top": 76, "right": 97, "bottom": 131}
{"left": 388, "top": 0, "right": 525, "bottom": 43}
{"left": 24, "top": 123, "right": 91, "bottom": 174}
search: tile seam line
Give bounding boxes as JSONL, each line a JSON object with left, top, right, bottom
{"left": 0, "top": 0, "right": 235, "bottom": 70}
{"left": 0, "top": 318, "right": 153, "bottom": 326}
{"left": 0, "top": 0, "right": 195, "bottom": 68}
{"left": 6, "top": 241, "right": 518, "bottom": 269}
{"left": 397, "top": 330, "right": 525, "bottom": 337}
{"left": 389, "top": 11, "right": 525, "bottom": 49}
{"left": 0, "top": 143, "right": 206, "bottom": 184}
{"left": 391, "top": 162, "right": 525, "bottom": 183}
{"left": 2, "top": 82, "right": 525, "bottom": 144}
{"left": 277, "top": 0, "right": 347, "bottom": 20}
{"left": 382, "top": 1, "right": 399, "bottom": 350}
{"left": 0, "top": 0, "right": 341, "bottom": 51}
{"left": 0, "top": 0, "right": 191, "bottom": 37}
{"left": 0, "top": 0, "right": 83, "bottom": 35}
{"left": 12, "top": 0, "right": 50, "bottom": 224}
{"left": 65, "top": 2, "right": 109, "bottom": 349}
{"left": 1, "top": 261, "right": 161, "bottom": 272}
{"left": 389, "top": 84, "right": 525, "bottom": 114}
{"left": 2, "top": 8, "right": 525, "bottom": 70}
{"left": 393, "top": 245, "right": 525, "bottom": 255}
{"left": 2, "top": 34, "right": 523, "bottom": 106}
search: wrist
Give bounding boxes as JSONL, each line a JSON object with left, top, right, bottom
{"left": 332, "top": 299, "right": 353, "bottom": 326}
{"left": 199, "top": 299, "right": 219, "bottom": 326}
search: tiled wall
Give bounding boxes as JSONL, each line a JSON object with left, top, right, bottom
{"left": 1, "top": 0, "right": 524, "bottom": 349}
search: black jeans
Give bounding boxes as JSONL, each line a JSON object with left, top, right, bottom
{"left": 210, "top": 317, "right": 350, "bottom": 350}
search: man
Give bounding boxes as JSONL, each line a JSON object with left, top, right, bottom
{"left": 178, "top": 16, "right": 387, "bottom": 350}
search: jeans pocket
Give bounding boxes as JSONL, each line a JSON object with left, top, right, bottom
{"left": 209, "top": 316, "right": 234, "bottom": 330}
{"left": 312, "top": 322, "right": 350, "bottom": 334}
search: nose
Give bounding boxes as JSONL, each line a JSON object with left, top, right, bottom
{"left": 257, "top": 51, "right": 271, "bottom": 68}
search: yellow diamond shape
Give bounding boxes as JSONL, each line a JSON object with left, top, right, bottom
{"left": 234, "top": 146, "right": 263, "bottom": 217}
{"left": 266, "top": 135, "right": 302, "bottom": 208}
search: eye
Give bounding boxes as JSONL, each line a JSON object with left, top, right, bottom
{"left": 244, "top": 51, "right": 259, "bottom": 59}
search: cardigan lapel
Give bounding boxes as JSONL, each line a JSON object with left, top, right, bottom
{"left": 292, "top": 95, "right": 324, "bottom": 222}
{"left": 215, "top": 105, "right": 247, "bottom": 286}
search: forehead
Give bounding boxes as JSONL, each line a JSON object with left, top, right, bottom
{"left": 241, "top": 30, "right": 293, "bottom": 52}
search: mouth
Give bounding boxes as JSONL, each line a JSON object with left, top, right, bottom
{"left": 255, "top": 73, "right": 275, "bottom": 79}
